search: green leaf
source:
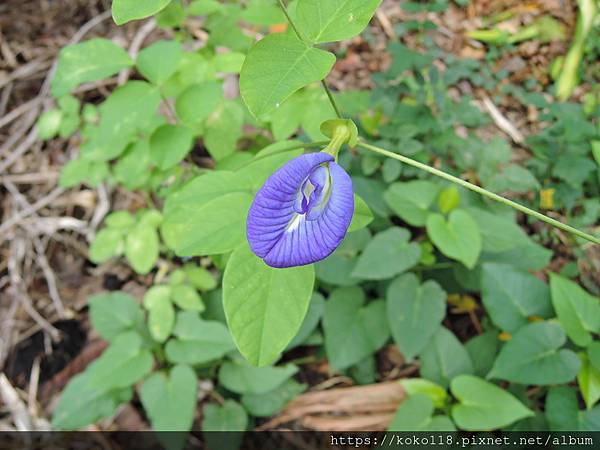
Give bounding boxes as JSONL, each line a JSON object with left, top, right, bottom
{"left": 161, "top": 193, "right": 253, "bottom": 257}
{"left": 89, "top": 228, "right": 124, "bottom": 263}
{"left": 87, "top": 331, "right": 154, "bottom": 391}
{"left": 323, "top": 287, "right": 390, "bottom": 370}
{"left": 140, "top": 365, "right": 197, "bottom": 431}
{"left": 488, "top": 322, "right": 581, "bottom": 385}
{"left": 125, "top": 224, "right": 159, "bottom": 275}
{"left": 482, "top": 263, "right": 553, "bottom": 333}
{"left": 450, "top": 375, "right": 533, "bottom": 431}
{"left": 175, "top": 82, "right": 223, "bottom": 125}
{"left": 550, "top": 273, "right": 600, "bottom": 347}
{"left": 51, "top": 371, "right": 132, "bottom": 430}
{"left": 399, "top": 379, "right": 448, "bottom": 409}
{"left": 351, "top": 227, "right": 420, "bottom": 280}
{"left": 388, "top": 394, "right": 434, "bottom": 431}
{"left": 438, "top": 186, "right": 460, "bottom": 214}
{"left": 202, "top": 400, "right": 248, "bottom": 431}
{"left": 384, "top": 180, "right": 439, "bottom": 226}
{"left": 83, "top": 81, "right": 161, "bottom": 161}
{"left": 315, "top": 228, "right": 369, "bottom": 287}
{"left": 241, "top": 378, "right": 306, "bottom": 417}
{"left": 170, "top": 284, "right": 204, "bottom": 311}
{"left": 348, "top": 194, "right": 373, "bottom": 232}
{"left": 465, "top": 331, "right": 499, "bottom": 378}
{"left": 143, "top": 286, "right": 175, "bottom": 343}
{"left": 149, "top": 124, "right": 195, "bottom": 170}
{"left": 426, "top": 210, "right": 481, "bottom": 269}
{"left": 223, "top": 244, "right": 315, "bottom": 366}
{"left": 546, "top": 386, "right": 580, "bottom": 431}
{"left": 240, "top": 34, "right": 335, "bottom": 118}
{"left": 183, "top": 265, "right": 218, "bottom": 291}
{"left": 137, "top": 40, "right": 182, "bottom": 85}
{"left": 204, "top": 101, "right": 244, "bottom": 160}
{"left": 287, "top": 292, "right": 325, "bottom": 349}
{"left": 51, "top": 39, "right": 133, "bottom": 96}
{"left": 37, "top": 109, "right": 62, "bottom": 139}
{"left": 163, "top": 170, "right": 250, "bottom": 216}
{"left": 588, "top": 341, "right": 600, "bottom": 372}
{"left": 578, "top": 353, "right": 600, "bottom": 410}
{"left": 296, "top": 0, "right": 383, "bottom": 44}
{"left": 165, "top": 311, "right": 236, "bottom": 364}
{"left": 105, "top": 211, "right": 135, "bottom": 228}
{"left": 420, "top": 327, "right": 473, "bottom": 388}
{"left": 386, "top": 273, "right": 446, "bottom": 360}
{"left": 112, "top": 0, "right": 172, "bottom": 25}
{"left": 88, "top": 292, "right": 144, "bottom": 341}
{"left": 218, "top": 360, "right": 298, "bottom": 394}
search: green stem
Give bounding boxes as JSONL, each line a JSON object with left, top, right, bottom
{"left": 276, "top": 0, "right": 343, "bottom": 119}
{"left": 357, "top": 140, "right": 600, "bottom": 246}
{"left": 321, "top": 80, "right": 343, "bottom": 119}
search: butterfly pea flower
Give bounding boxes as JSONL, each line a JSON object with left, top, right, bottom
{"left": 246, "top": 152, "right": 354, "bottom": 268}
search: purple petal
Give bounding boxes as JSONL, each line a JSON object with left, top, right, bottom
{"left": 246, "top": 152, "right": 354, "bottom": 268}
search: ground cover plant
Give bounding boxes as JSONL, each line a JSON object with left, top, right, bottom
{"left": 2, "top": 0, "right": 600, "bottom": 439}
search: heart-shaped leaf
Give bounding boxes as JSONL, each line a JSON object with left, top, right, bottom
{"left": 140, "top": 365, "right": 197, "bottom": 431}
{"left": 387, "top": 273, "right": 446, "bottom": 360}
{"left": 352, "top": 227, "right": 420, "bottom": 280}
{"left": 420, "top": 327, "right": 473, "bottom": 388}
{"left": 488, "top": 322, "right": 581, "bottom": 385}
{"left": 426, "top": 210, "right": 481, "bottom": 269}
{"left": 451, "top": 375, "right": 533, "bottom": 430}
{"left": 323, "top": 287, "right": 390, "bottom": 370}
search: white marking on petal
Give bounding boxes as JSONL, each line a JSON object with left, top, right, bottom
{"left": 286, "top": 214, "right": 304, "bottom": 233}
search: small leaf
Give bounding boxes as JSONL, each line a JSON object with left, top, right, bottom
{"left": 437, "top": 186, "right": 460, "bottom": 214}
{"left": 223, "top": 244, "right": 315, "bottom": 366}
{"left": 125, "top": 224, "right": 159, "bottom": 275}
{"left": 52, "top": 39, "right": 133, "bottom": 96}
{"left": 399, "top": 379, "right": 448, "bottom": 408}
{"left": 52, "top": 371, "right": 132, "bottom": 430}
{"left": 296, "top": 0, "right": 383, "bottom": 44}
{"left": 170, "top": 284, "right": 204, "bottom": 311}
{"left": 140, "top": 365, "right": 197, "bottom": 431}
{"left": 323, "top": 287, "right": 390, "bottom": 370}
{"left": 488, "top": 322, "right": 581, "bottom": 385}
{"left": 240, "top": 34, "right": 335, "bottom": 118}
{"left": 546, "top": 386, "right": 580, "bottom": 431}
{"left": 352, "top": 227, "right": 421, "bottom": 280}
{"left": 175, "top": 82, "right": 223, "bottom": 125}
{"left": 482, "top": 263, "right": 553, "bottom": 333}
{"left": 161, "top": 193, "right": 253, "bottom": 257}
{"left": 37, "top": 109, "right": 63, "bottom": 139}
{"left": 451, "top": 375, "right": 533, "bottom": 430}
{"left": 87, "top": 331, "right": 154, "bottom": 391}
{"left": 165, "top": 311, "right": 235, "bottom": 364}
{"left": 202, "top": 400, "right": 248, "bottom": 431}
{"left": 218, "top": 360, "right": 298, "bottom": 394}
{"left": 550, "top": 273, "right": 600, "bottom": 347}
{"left": 426, "top": 210, "right": 481, "bottom": 269}
{"left": 149, "top": 124, "right": 195, "bottom": 170}
{"left": 388, "top": 394, "right": 434, "bottom": 431}
{"left": 241, "top": 378, "right": 306, "bottom": 417}
{"left": 204, "top": 101, "right": 244, "bottom": 161}
{"left": 89, "top": 228, "right": 124, "bottom": 263}
{"left": 347, "top": 194, "right": 373, "bottom": 232}
{"left": 384, "top": 180, "right": 439, "bottom": 226}
{"left": 465, "top": 331, "right": 499, "bottom": 378}
{"left": 88, "top": 292, "right": 144, "bottom": 341}
{"left": 420, "top": 327, "right": 473, "bottom": 388}
{"left": 112, "top": 0, "right": 172, "bottom": 25}
{"left": 387, "top": 274, "right": 445, "bottom": 360}
{"left": 578, "top": 353, "right": 600, "bottom": 410}
{"left": 143, "top": 286, "right": 175, "bottom": 343}
{"left": 137, "top": 40, "right": 182, "bottom": 85}
{"left": 287, "top": 293, "right": 325, "bottom": 349}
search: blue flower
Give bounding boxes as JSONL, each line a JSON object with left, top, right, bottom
{"left": 246, "top": 152, "right": 354, "bottom": 268}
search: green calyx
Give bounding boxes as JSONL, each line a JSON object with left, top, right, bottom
{"left": 321, "top": 119, "right": 359, "bottom": 158}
